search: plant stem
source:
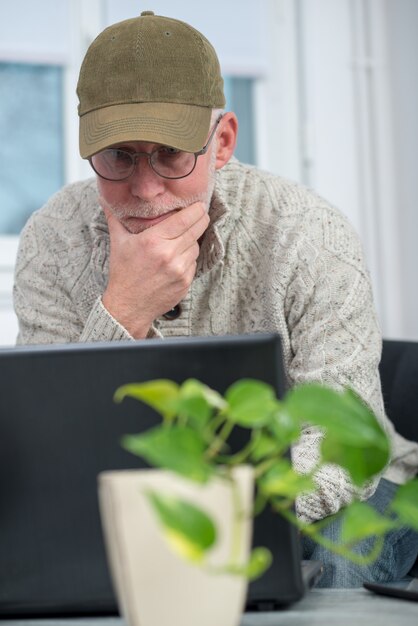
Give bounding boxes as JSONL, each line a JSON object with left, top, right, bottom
{"left": 254, "top": 456, "right": 278, "bottom": 479}
{"left": 274, "top": 503, "right": 385, "bottom": 566}
{"left": 205, "top": 419, "right": 234, "bottom": 460}
{"left": 207, "top": 412, "right": 227, "bottom": 435}
{"left": 229, "top": 471, "right": 244, "bottom": 566}
{"left": 225, "top": 431, "right": 262, "bottom": 466}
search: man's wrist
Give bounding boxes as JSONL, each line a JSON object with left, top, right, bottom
{"left": 101, "top": 293, "right": 151, "bottom": 339}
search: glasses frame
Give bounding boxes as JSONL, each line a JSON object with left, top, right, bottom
{"left": 89, "top": 114, "right": 224, "bottom": 182}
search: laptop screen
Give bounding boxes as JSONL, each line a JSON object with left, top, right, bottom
{"left": 0, "top": 333, "right": 306, "bottom": 616}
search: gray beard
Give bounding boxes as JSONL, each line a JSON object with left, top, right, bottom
{"left": 100, "top": 145, "right": 218, "bottom": 233}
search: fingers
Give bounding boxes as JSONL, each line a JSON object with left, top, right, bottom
{"left": 178, "top": 212, "right": 209, "bottom": 254}
{"left": 161, "top": 202, "right": 210, "bottom": 255}
{"left": 102, "top": 198, "right": 209, "bottom": 266}
{"left": 158, "top": 201, "right": 209, "bottom": 240}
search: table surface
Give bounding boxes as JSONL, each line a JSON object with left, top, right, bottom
{"left": 1, "top": 589, "right": 416, "bottom": 626}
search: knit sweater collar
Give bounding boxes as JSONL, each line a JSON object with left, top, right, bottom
{"left": 196, "top": 179, "right": 230, "bottom": 276}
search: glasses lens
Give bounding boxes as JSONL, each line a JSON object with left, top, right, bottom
{"left": 91, "top": 149, "right": 134, "bottom": 180}
{"left": 151, "top": 147, "right": 196, "bottom": 178}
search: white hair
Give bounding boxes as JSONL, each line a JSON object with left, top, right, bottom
{"left": 211, "top": 108, "right": 225, "bottom": 123}
{"left": 208, "top": 108, "right": 225, "bottom": 156}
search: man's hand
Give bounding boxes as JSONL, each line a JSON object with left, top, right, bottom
{"left": 101, "top": 202, "right": 210, "bottom": 338}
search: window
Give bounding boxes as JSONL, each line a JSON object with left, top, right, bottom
{"left": 0, "top": 62, "right": 64, "bottom": 235}
{"left": 224, "top": 77, "right": 256, "bottom": 166}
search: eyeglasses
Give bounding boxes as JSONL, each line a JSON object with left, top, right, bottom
{"left": 89, "top": 115, "right": 223, "bottom": 182}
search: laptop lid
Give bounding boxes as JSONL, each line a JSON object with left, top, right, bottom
{"left": 0, "top": 333, "right": 311, "bottom": 616}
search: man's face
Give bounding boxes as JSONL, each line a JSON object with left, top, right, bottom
{"left": 96, "top": 139, "right": 217, "bottom": 234}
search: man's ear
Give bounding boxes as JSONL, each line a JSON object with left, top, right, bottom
{"left": 215, "top": 112, "right": 238, "bottom": 169}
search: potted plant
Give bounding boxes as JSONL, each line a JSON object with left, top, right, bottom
{"left": 98, "top": 377, "right": 418, "bottom": 626}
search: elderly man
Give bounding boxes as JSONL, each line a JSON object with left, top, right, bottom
{"left": 13, "top": 11, "right": 418, "bottom": 586}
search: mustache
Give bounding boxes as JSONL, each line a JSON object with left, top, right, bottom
{"left": 100, "top": 193, "right": 208, "bottom": 220}
{"left": 109, "top": 196, "right": 203, "bottom": 219}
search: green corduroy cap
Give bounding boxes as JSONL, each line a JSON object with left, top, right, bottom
{"left": 77, "top": 10, "right": 226, "bottom": 159}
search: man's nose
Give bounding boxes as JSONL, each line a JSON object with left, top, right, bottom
{"left": 128, "top": 155, "right": 166, "bottom": 199}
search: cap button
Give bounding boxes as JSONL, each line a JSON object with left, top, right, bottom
{"left": 140, "top": 11, "right": 155, "bottom": 16}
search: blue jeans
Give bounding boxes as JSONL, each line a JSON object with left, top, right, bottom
{"left": 302, "top": 478, "right": 418, "bottom": 588}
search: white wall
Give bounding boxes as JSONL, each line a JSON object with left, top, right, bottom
{"left": 0, "top": 0, "right": 70, "bottom": 63}
{"left": 386, "top": 0, "right": 418, "bottom": 339}
{"left": 103, "top": 0, "right": 269, "bottom": 76}
{"left": 297, "top": 0, "right": 404, "bottom": 338}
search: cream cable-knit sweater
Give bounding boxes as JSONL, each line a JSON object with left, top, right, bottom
{"left": 14, "top": 158, "right": 418, "bottom": 522}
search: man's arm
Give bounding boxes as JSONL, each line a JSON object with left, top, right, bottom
{"left": 14, "top": 200, "right": 209, "bottom": 345}
{"left": 101, "top": 202, "right": 210, "bottom": 338}
{"left": 13, "top": 215, "right": 134, "bottom": 345}
{"left": 285, "top": 208, "right": 386, "bottom": 523}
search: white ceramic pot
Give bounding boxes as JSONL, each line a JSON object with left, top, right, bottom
{"left": 98, "top": 466, "right": 254, "bottom": 626}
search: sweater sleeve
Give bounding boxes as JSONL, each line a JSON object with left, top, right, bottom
{"left": 285, "top": 207, "right": 386, "bottom": 523}
{"left": 13, "top": 214, "right": 134, "bottom": 345}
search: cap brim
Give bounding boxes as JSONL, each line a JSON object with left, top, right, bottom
{"left": 79, "top": 102, "right": 212, "bottom": 159}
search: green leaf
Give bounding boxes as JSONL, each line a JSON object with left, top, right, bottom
{"left": 253, "top": 491, "right": 268, "bottom": 516}
{"left": 224, "top": 547, "right": 273, "bottom": 581}
{"left": 340, "top": 501, "right": 397, "bottom": 544}
{"left": 244, "top": 547, "right": 273, "bottom": 580}
{"left": 225, "top": 379, "right": 278, "bottom": 427}
{"left": 389, "top": 479, "right": 418, "bottom": 531}
{"left": 114, "top": 380, "right": 180, "bottom": 420}
{"left": 320, "top": 438, "right": 388, "bottom": 486}
{"left": 268, "top": 405, "right": 301, "bottom": 451}
{"left": 285, "top": 385, "right": 382, "bottom": 443}
{"left": 180, "top": 379, "right": 227, "bottom": 411}
{"left": 250, "top": 432, "right": 279, "bottom": 462}
{"left": 121, "top": 425, "right": 213, "bottom": 483}
{"left": 285, "top": 384, "right": 390, "bottom": 485}
{"left": 177, "top": 395, "right": 213, "bottom": 423}
{"left": 258, "top": 459, "right": 315, "bottom": 498}
{"left": 175, "top": 379, "right": 226, "bottom": 425}
{"left": 146, "top": 491, "right": 217, "bottom": 563}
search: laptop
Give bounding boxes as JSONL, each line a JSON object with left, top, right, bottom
{"left": 0, "top": 333, "right": 322, "bottom": 617}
